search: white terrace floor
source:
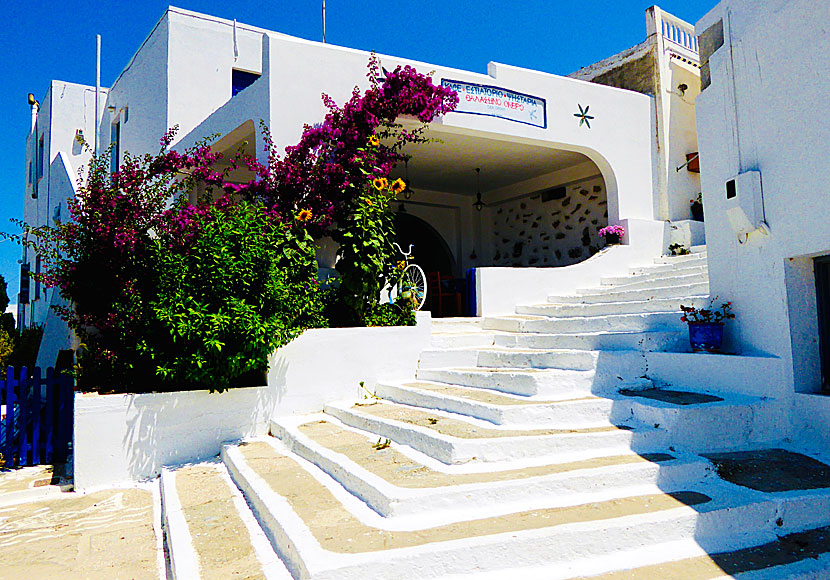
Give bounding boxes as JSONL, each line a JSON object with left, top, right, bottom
{"left": 3, "top": 249, "right": 830, "bottom": 579}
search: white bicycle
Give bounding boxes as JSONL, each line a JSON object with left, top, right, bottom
{"left": 388, "top": 243, "right": 427, "bottom": 311}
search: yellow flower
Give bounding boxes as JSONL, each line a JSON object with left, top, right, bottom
{"left": 372, "top": 177, "right": 388, "bottom": 191}
{"left": 297, "top": 209, "right": 313, "bottom": 221}
{"left": 364, "top": 198, "right": 373, "bottom": 206}
{"left": 396, "top": 260, "right": 406, "bottom": 270}
{"left": 368, "top": 135, "right": 380, "bottom": 147}
{"left": 391, "top": 178, "right": 406, "bottom": 194}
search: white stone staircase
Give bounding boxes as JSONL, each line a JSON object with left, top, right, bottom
{"left": 158, "top": 249, "right": 830, "bottom": 579}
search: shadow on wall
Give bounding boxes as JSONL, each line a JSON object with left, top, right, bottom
{"left": 122, "top": 386, "right": 272, "bottom": 482}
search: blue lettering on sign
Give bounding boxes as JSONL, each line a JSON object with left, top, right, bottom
{"left": 440, "top": 79, "right": 547, "bottom": 129}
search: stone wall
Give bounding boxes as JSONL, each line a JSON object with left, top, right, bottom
{"left": 490, "top": 176, "right": 608, "bottom": 267}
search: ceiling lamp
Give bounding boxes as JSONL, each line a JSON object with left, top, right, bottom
{"left": 473, "top": 167, "right": 485, "bottom": 211}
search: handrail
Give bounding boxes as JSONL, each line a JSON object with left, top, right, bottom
{"left": 659, "top": 10, "right": 699, "bottom": 55}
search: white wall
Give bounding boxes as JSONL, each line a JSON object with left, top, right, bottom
{"left": 695, "top": 0, "right": 830, "bottom": 402}
{"left": 268, "top": 313, "right": 432, "bottom": 417}
{"left": 73, "top": 386, "right": 272, "bottom": 490}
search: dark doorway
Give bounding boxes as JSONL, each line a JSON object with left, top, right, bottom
{"left": 815, "top": 256, "right": 830, "bottom": 392}
{"left": 394, "top": 213, "right": 454, "bottom": 275}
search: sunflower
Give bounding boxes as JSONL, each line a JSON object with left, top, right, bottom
{"left": 372, "top": 177, "right": 389, "bottom": 191}
{"left": 297, "top": 209, "right": 313, "bottom": 221}
{"left": 368, "top": 135, "right": 380, "bottom": 147}
{"left": 391, "top": 178, "right": 406, "bottom": 194}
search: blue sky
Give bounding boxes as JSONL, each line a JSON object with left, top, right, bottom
{"left": 0, "top": 0, "right": 715, "bottom": 307}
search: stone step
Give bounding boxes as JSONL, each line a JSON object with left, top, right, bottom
{"left": 429, "top": 331, "right": 496, "bottom": 349}
{"left": 577, "top": 272, "right": 708, "bottom": 294}
{"left": 269, "top": 416, "right": 711, "bottom": 518}
{"left": 160, "top": 462, "right": 292, "bottom": 580}
{"left": 221, "top": 439, "right": 830, "bottom": 580}
{"left": 550, "top": 281, "right": 710, "bottom": 304}
{"left": 516, "top": 296, "right": 708, "bottom": 318}
{"left": 629, "top": 258, "right": 708, "bottom": 276}
{"left": 421, "top": 347, "right": 644, "bottom": 373}
{"left": 600, "top": 264, "right": 708, "bottom": 287}
{"left": 415, "top": 365, "right": 649, "bottom": 398}
{"left": 374, "top": 382, "right": 783, "bottom": 452}
{"left": 653, "top": 252, "right": 707, "bottom": 264}
{"left": 419, "top": 346, "right": 482, "bottom": 369}
{"left": 485, "top": 311, "right": 684, "bottom": 335}
{"left": 322, "top": 400, "right": 665, "bottom": 464}
{"left": 494, "top": 329, "right": 683, "bottom": 351}
{"left": 375, "top": 380, "right": 618, "bottom": 426}
{"left": 430, "top": 317, "right": 485, "bottom": 333}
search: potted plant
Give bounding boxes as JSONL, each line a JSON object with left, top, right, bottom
{"left": 690, "top": 193, "right": 704, "bottom": 221}
{"left": 668, "top": 243, "right": 690, "bottom": 256}
{"left": 680, "top": 299, "right": 735, "bottom": 352}
{"left": 598, "top": 224, "right": 625, "bottom": 245}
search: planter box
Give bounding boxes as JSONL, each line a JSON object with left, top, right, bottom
{"left": 73, "top": 313, "right": 432, "bottom": 490}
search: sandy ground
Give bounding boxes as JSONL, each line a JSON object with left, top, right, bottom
{"left": 0, "top": 486, "right": 159, "bottom": 580}
{"left": 239, "top": 440, "right": 708, "bottom": 554}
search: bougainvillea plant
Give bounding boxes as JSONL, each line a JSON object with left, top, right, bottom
{"left": 10, "top": 55, "right": 457, "bottom": 392}
{"left": 598, "top": 224, "right": 625, "bottom": 239}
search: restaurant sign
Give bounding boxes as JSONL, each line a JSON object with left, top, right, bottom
{"left": 441, "top": 79, "right": 547, "bottom": 129}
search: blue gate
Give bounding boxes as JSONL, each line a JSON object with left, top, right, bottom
{"left": 1, "top": 367, "right": 74, "bottom": 467}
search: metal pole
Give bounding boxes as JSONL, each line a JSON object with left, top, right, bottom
{"left": 322, "top": 0, "right": 326, "bottom": 43}
{"left": 95, "top": 34, "right": 101, "bottom": 156}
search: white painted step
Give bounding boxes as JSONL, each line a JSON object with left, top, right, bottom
{"left": 494, "top": 330, "right": 683, "bottom": 351}
{"left": 269, "top": 417, "right": 712, "bottom": 518}
{"left": 576, "top": 272, "right": 708, "bottom": 294}
{"left": 485, "top": 311, "right": 684, "bottom": 334}
{"left": 653, "top": 252, "right": 707, "bottom": 264}
{"left": 160, "top": 463, "right": 292, "bottom": 580}
{"left": 516, "top": 295, "right": 708, "bottom": 317}
{"left": 322, "top": 400, "right": 666, "bottom": 464}
{"left": 429, "top": 332, "right": 496, "bottom": 349}
{"left": 600, "top": 264, "right": 708, "bottom": 287}
{"left": 375, "top": 380, "right": 619, "bottom": 427}
{"left": 421, "top": 347, "right": 646, "bottom": 373}
{"left": 222, "top": 439, "right": 830, "bottom": 580}
{"left": 629, "top": 258, "right": 708, "bottom": 276}
{"left": 547, "top": 282, "right": 709, "bottom": 304}
{"left": 415, "top": 365, "right": 649, "bottom": 397}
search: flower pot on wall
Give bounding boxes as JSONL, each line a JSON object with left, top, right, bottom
{"left": 691, "top": 201, "right": 704, "bottom": 222}
{"left": 604, "top": 234, "right": 621, "bottom": 245}
{"left": 688, "top": 322, "right": 724, "bottom": 352}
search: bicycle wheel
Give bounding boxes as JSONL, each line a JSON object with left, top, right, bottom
{"left": 399, "top": 264, "right": 427, "bottom": 311}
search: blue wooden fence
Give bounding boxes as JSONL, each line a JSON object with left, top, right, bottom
{"left": 1, "top": 367, "right": 74, "bottom": 467}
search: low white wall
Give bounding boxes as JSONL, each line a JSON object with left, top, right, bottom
{"left": 476, "top": 219, "right": 667, "bottom": 316}
{"left": 268, "top": 312, "right": 432, "bottom": 417}
{"left": 74, "top": 386, "right": 271, "bottom": 491}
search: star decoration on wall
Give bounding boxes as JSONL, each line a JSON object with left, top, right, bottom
{"left": 574, "top": 104, "right": 594, "bottom": 128}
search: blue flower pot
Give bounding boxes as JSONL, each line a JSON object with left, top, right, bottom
{"left": 688, "top": 322, "right": 724, "bottom": 352}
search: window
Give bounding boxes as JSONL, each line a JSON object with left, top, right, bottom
{"left": 816, "top": 256, "right": 830, "bottom": 391}
{"left": 232, "top": 69, "right": 260, "bottom": 97}
{"left": 110, "top": 121, "right": 120, "bottom": 173}
{"left": 34, "top": 133, "right": 45, "bottom": 198}
{"left": 19, "top": 263, "right": 30, "bottom": 305}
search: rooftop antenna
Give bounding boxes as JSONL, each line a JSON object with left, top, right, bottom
{"left": 322, "top": 0, "right": 326, "bottom": 43}
{"left": 95, "top": 34, "right": 101, "bottom": 155}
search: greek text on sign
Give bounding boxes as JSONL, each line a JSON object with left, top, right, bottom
{"left": 441, "top": 79, "right": 547, "bottom": 128}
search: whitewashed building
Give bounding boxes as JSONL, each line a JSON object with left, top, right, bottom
{"left": 21, "top": 6, "right": 703, "bottom": 366}
{"left": 695, "top": 0, "right": 830, "bottom": 446}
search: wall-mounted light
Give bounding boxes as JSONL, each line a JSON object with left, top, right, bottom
{"left": 75, "top": 129, "right": 85, "bottom": 144}
{"left": 677, "top": 83, "right": 688, "bottom": 96}
{"left": 27, "top": 93, "right": 38, "bottom": 107}
{"left": 403, "top": 157, "right": 414, "bottom": 200}
{"left": 472, "top": 167, "right": 485, "bottom": 211}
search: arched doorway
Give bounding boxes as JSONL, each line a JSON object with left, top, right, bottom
{"left": 394, "top": 213, "right": 455, "bottom": 275}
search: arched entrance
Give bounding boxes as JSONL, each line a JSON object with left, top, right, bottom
{"left": 395, "top": 213, "right": 455, "bottom": 275}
